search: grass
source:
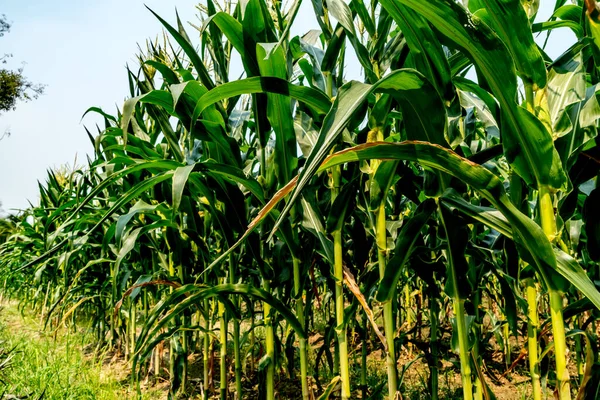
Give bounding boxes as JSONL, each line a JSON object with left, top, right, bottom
{"left": 0, "top": 301, "right": 163, "bottom": 400}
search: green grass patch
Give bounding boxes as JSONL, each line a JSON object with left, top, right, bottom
{"left": 0, "top": 302, "right": 162, "bottom": 400}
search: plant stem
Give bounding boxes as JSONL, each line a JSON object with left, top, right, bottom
{"left": 503, "top": 322, "right": 511, "bottom": 373}
{"left": 254, "top": 96, "right": 275, "bottom": 400}
{"left": 203, "top": 298, "right": 210, "bottom": 400}
{"left": 525, "top": 278, "right": 542, "bottom": 400}
{"left": 526, "top": 80, "right": 570, "bottom": 399}
{"left": 228, "top": 254, "right": 243, "bottom": 399}
{"left": 361, "top": 312, "right": 368, "bottom": 399}
{"left": 538, "top": 186, "right": 557, "bottom": 241}
{"left": 550, "top": 290, "right": 571, "bottom": 399}
{"left": 293, "top": 252, "right": 309, "bottom": 400}
{"left": 538, "top": 185, "right": 571, "bottom": 399}
{"left": 219, "top": 296, "right": 228, "bottom": 400}
{"left": 429, "top": 296, "right": 439, "bottom": 400}
{"left": 377, "top": 204, "right": 398, "bottom": 398}
{"left": 325, "top": 67, "right": 349, "bottom": 399}
{"left": 440, "top": 203, "right": 473, "bottom": 400}
{"left": 405, "top": 271, "right": 411, "bottom": 335}
{"left": 178, "top": 264, "right": 188, "bottom": 393}
{"left": 290, "top": 203, "right": 309, "bottom": 400}
{"left": 575, "top": 314, "right": 584, "bottom": 383}
{"left": 110, "top": 262, "right": 117, "bottom": 347}
{"left": 263, "top": 279, "right": 275, "bottom": 400}
{"left": 454, "top": 299, "right": 474, "bottom": 400}
{"left": 332, "top": 165, "right": 350, "bottom": 399}
{"left": 130, "top": 299, "right": 136, "bottom": 363}
{"left": 168, "top": 255, "right": 178, "bottom": 396}
{"left": 472, "top": 290, "right": 483, "bottom": 400}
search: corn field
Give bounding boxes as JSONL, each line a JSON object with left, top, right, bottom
{"left": 2, "top": 0, "right": 600, "bottom": 399}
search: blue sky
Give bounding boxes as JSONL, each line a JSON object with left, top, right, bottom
{"left": 0, "top": 0, "right": 199, "bottom": 215}
{"left": 0, "top": 1, "right": 575, "bottom": 215}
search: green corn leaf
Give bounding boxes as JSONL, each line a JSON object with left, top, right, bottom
{"left": 144, "top": 60, "right": 180, "bottom": 85}
{"left": 172, "top": 164, "right": 195, "bottom": 212}
{"left": 552, "top": 4, "right": 582, "bottom": 22}
{"left": 326, "top": 0, "right": 355, "bottom": 34}
{"left": 440, "top": 190, "right": 512, "bottom": 238}
{"left": 116, "top": 200, "right": 162, "bottom": 244}
{"left": 369, "top": 161, "right": 399, "bottom": 211}
{"left": 191, "top": 77, "right": 331, "bottom": 122}
{"left": 478, "top": 0, "right": 547, "bottom": 88}
{"left": 321, "top": 24, "right": 345, "bottom": 74}
{"left": 351, "top": 0, "right": 375, "bottom": 37}
{"left": 18, "top": 160, "right": 181, "bottom": 271}
{"left": 147, "top": 7, "right": 215, "bottom": 90}
{"left": 378, "top": 70, "right": 448, "bottom": 146}
{"left": 453, "top": 76, "right": 500, "bottom": 123}
{"left": 89, "top": 173, "right": 174, "bottom": 235}
{"left": 585, "top": 1, "right": 600, "bottom": 52}
{"left": 545, "top": 52, "right": 586, "bottom": 139}
{"left": 532, "top": 20, "right": 584, "bottom": 37}
{"left": 394, "top": 0, "right": 566, "bottom": 190}
{"left": 269, "top": 80, "right": 370, "bottom": 238}
{"left": 326, "top": 181, "right": 356, "bottom": 233}
{"left": 205, "top": 12, "right": 260, "bottom": 76}
{"left": 325, "top": 0, "right": 377, "bottom": 82}
{"left": 294, "top": 111, "right": 320, "bottom": 157}
{"left": 121, "top": 90, "right": 174, "bottom": 133}
{"left": 121, "top": 89, "right": 184, "bottom": 162}
{"left": 494, "top": 270, "right": 520, "bottom": 336}
{"left": 300, "top": 196, "right": 334, "bottom": 264}
{"left": 198, "top": 162, "right": 265, "bottom": 203}
{"left": 257, "top": 43, "right": 298, "bottom": 184}
{"left": 114, "top": 227, "right": 143, "bottom": 286}
{"left": 377, "top": 0, "right": 454, "bottom": 100}
{"left": 81, "top": 106, "right": 117, "bottom": 123}
{"left": 317, "top": 376, "right": 342, "bottom": 400}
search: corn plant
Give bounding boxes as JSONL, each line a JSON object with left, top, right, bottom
{"left": 2, "top": 0, "right": 600, "bottom": 399}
